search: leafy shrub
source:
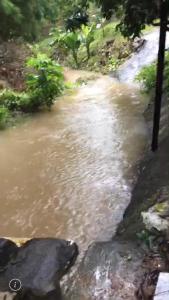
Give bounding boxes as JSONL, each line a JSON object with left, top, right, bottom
{"left": 0, "top": 89, "right": 22, "bottom": 111}
{"left": 51, "top": 25, "right": 97, "bottom": 67}
{"left": 51, "top": 30, "right": 81, "bottom": 67}
{"left": 15, "top": 92, "right": 34, "bottom": 113}
{"left": 26, "top": 53, "right": 64, "bottom": 109}
{"left": 0, "top": 89, "right": 35, "bottom": 113}
{"left": 0, "top": 107, "right": 9, "bottom": 129}
{"left": 0, "top": 53, "right": 65, "bottom": 116}
{"left": 136, "top": 63, "right": 156, "bottom": 92}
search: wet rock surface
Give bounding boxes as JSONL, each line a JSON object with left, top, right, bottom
{"left": 65, "top": 240, "right": 145, "bottom": 300}
{"left": 62, "top": 137, "right": 169, "bottom": 299}
{"left": 0, "top": 238, "right": 78, "bottom": 300}
{"left": 64, "top": 133, "right": 169, "bottom": 299}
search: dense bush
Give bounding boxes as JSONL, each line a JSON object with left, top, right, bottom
{"left": 0, "top": 90, "right": 23, "bottom": 111}
{"left": 26, "top": 53, "right": 64, "bottom": 110}
{"left": 0, "top": 89, "right": 37, "bottom": 112}
{"left": 0, "top": 53, "right": 65, "bottom": 128}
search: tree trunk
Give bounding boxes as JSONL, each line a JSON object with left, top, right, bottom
{"left": 152, "top": 0, "right": 168, "bottom": 151}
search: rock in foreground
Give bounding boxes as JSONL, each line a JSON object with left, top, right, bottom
{"left": 65, "top": 240, "right": 145, "bottom": 300}
{"left": 0, "top": 238, "right": 78, "bottom": 300}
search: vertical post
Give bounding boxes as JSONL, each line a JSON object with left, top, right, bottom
{"left": 152, "top": 0, "right": 167, "bottom": 151}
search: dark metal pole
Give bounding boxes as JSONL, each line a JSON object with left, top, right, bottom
{"left": 152, "top": 0, "right": 168, "bottom": 151}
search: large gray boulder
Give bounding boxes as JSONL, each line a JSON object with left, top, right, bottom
{"left": 0, "top": 238, "right": 78, "bottom": 300}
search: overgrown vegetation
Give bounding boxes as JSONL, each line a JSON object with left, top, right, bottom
{"left": 136, "top": 52, "right": 169, "bottom": 95}
{"left": 0, "top": 53, "right": 64, "bottom": 128}
{"left": 50, "top": 21, "right": 133, "bottom": 73}
{"left": 26, "top": 53, "right": 64, "bottom": 109}
{"left": 0, "top": 0, "right": 90, "bottom": 40}
{"left": 0, "top": 0, "right": 157, "bottom": 129}
{"left": 136, "top": 63, "right": 157, "bottom": 93}
{"left": 0, "top": 0, "right": 58, "bottom": 40}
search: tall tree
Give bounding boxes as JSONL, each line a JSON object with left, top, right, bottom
{"left": 95, "top": 0, "right": 169, "bottom": 151}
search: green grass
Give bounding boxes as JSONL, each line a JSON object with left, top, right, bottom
{"left": 136, "top": 52, "right": 169, "bottom": 96}
{"left": 91, "top": 22, "right": 119, "bottom": 49}
{"left": 142, "top": 24, "right": 155, "bottom": 34}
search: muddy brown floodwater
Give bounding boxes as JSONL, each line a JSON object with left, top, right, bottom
{"left": 0, "top": 71, "right": 148, "bottom": 250}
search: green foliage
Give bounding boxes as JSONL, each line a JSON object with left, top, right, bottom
{"left": 56, "top": 0, "right": 89, "bottom": 22}
{"left": 117, "top": 0, "right": 158, "bottom": 38}
{"left": 94, "top": 0, "right": 168, "bottom": 38}
{"left": 0, "top": 89, "right": 23, "bottom": 111}
{"left": 0, "top": 0, "right": 60, "bottom": 40}
{"left": 81, "top": 24, "right": 96, "bottom": 59}
{"left": 0, "top": 53, "right": 64, "bottom": 118}
{"left": 51, "top": 23, "right": 99, "bottom": 67}
{"left": 51, "top": 30, "right": 82, "bottom": 67}
{"left": 0, "top": 0, "right": 89, "bottom": 40}
{"left": 108, "top": 57, "right": 122, "bottom": 72}
{"left": 0, "top": 89, "right": 36, "bottom": 113}
{"left": 79, "top": 21, "right": 132, "bottom": 73}
{"left": 50, "top": 20, "right": 132, "bottom": 72}
{"left": 0, "top": 106, "right": 9, "bottom": 129}
{"left": 136, "top": 52, "right": 169, "bottom": 94}
{"left": 0, "top": 0, "right": 21, "bottom": 17}
{"left": 63, "top": 32, "right": 81, "bottom": 67}
{"left": 0, "top": 89, "right": 32, "bottom": 113}
{"left": 136, "top": 63, "right": 156, "bottom": 92}
{"left": 26, "top": 53, "right": 65, "bottom": 110}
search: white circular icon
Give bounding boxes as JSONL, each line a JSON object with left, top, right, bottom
{"left": 9, "top": 279, "right": 22, "bottom": 292}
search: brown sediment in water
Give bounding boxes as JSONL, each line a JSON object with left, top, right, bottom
{"left": 0, "top": 70, "right": 148, "bottom": 251}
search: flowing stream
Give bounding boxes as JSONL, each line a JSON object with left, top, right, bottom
{"left": 0, "top": 74, "right": 147, "bottom": 249}
{"left": 118, "top": 30, "right": 169, "bottom": 83}
{"left": 0, "top": 30, "right": 165, "bottom": 250}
